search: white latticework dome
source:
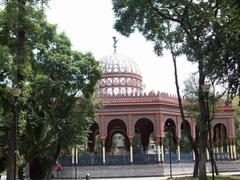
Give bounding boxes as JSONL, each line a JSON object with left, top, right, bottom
{"left": 97, "top": 52, "right": 143, "bottom": 96}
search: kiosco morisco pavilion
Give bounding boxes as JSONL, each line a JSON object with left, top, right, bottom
{"left": 62, "top": 44, "right": 236, "bottom": 166}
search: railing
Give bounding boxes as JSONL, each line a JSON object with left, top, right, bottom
{"left": 164, "top": 153, "right": 193, "bottom": 163}
{"left": 78, "top": 154, "right": 103, "bottom": 166}
{"left": 106, "top": 155, "right": 129, "bottom": 165}
{"left": 133, "top": 154, "right": 158, "bottom": 164}
{"left": 59, "top": 155, "right": 72, "bottom": 166}
{"left": 58, "top": 152, "right": 233, "bottom": 167}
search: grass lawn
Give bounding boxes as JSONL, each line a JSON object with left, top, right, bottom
{"left": 172, "top": 176, "right": 240, "bottom": 180}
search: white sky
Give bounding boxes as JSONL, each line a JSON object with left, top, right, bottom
{"left": 46, "top": 0, "right": 197, "bottom": 94}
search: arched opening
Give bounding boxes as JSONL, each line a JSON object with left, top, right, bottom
{"left": 132, "top": 133, "right": 142, "bottom": 154}
{"left": 147, "top": 133, "right": 157, "bottom": 155}
{"left": 180, "top": 121, "right": 193, "bottom": 162}
{"left": 88, "top": 122, "right": 99, "bottom": 153}
{"left": 134, "top": 118, "right": 155, "bottom": 164}
{"left": 135, "top": 118, "right": 154, "bottom": 151}
{"left": 180, "top": 121, "right": 192, "bottom": 152}
{"left": 213, "top": 123, "right": 228, "bottom": 159}
{"left": 164, "top": 119, "right": 177, "bottom": 163}
{"left": 76, "top": 122, "right": 102, "bottom": 166}
{"left": 111, "top": 133, "right": 127, "bottom": 155}
{"left": 105, "top": 119, "right": 129, "bottom": 165}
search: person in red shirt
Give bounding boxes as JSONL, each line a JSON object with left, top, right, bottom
{"left": 56, "top": 162, "right": 62, "bottom": 172}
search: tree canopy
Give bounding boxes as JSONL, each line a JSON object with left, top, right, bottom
{"left": 112, "top": 0, "right": 240, "bottom": 179}
{"left": 0, "top": 1, "right": 101, "bottom": 179}
{"left": 112, "top": 0, "right": 240, "bottom": 95}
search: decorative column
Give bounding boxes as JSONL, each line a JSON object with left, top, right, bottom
{"left": 160, "top": 138, "right": 164, "bottom": 163}
{"left": 159, "top": 113, "right": 164, "bottom": 163}
{"left": 176, "top": 140, "right": 181, "bottom": 163}
{"left": 233, "top": 141, "right": 237, "bottom": 160}
{"left": 129, "top": 138, "right": 133, "bottom": 164}
{"left": 220, "top": 143, "right": 224, "bottom": 160}
{"left": 72, "top": 147, "right": 78, "bottom": 164}
{"left": 230, "top": 140, "right": 234, "bottom": 160}
{"left": 76, "top": 147, "right": 78, "bottom": 164}
{"left": 127, "top": 115, "right": 134, "bottom": 164}
{"left": 206, "top": 148, "right": 209, "bottom": 161}
{"left": 155, "top": 114, "right": 161, "bottom": 164}
{"left": 192, "top": 150, "right": 196, "bottom": 161}
{"left": 99, "top": 115, "right": 107, "bottom": 164}
{"left": 227, "top": 141, "right": 230, "bottom": 160}
{"left": 216, "top": 144, "right": 219, "bottom": 160}
{"left": 102, "top": 139, "right": 106, "bottom": 165}
{"left": 192, "top": 139, "right": 196, "bottom": 162}
{"left": 72, "top": 148, "right": 75, "bottom": 164}
{"left": 229, "top": 139, "right": 234, "bottom": 160}
{"left": 156, "top": 138, "right": 161, "bottom": 163}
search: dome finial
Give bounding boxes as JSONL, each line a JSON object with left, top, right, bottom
{"left": 112, "top": 36, "right": 118, "bottom": 53}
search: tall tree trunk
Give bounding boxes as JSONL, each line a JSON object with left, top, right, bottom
{"left": 29, "top": 157, "right": 49, "bottom": 180}
{"left": 168, "top": 39, "right": 199, "bottom": 177}
{"left": 193, "top": 150, "right": 199, "bottom": 177}
{"left": 213, "top": 157, "right": 219, "bottom": 175}
{"left": 7, "top": 0, "right": 26, "bottom": 179}
{"left": 45, "top": 143, "right": 62, "bottom": 180}
{"left": 7, "top": 121, "right": 15, "bottom": 180}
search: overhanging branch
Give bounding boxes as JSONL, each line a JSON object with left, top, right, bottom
{"left": 147, "top": 0, "right": 181, "bottom": 23}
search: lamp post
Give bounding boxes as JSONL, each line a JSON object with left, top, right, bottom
{"left": 12, "top": 88, "right": 21, "bottom": 180}
{"left": 164, "top": 122, "right": 172, "bottom": 179}
{"left": 201, "top": 84, "right": 215, "bottom": 180}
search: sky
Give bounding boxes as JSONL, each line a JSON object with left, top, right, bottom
{"left": 46, "top": 0, "right": 197, "bottom": 95}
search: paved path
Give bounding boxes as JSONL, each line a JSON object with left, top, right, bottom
{"left": 53, "top": 171, "right": 240, "bottom": 180}
{"left": 52, "top": 161, "right": 240, "bottom": 179}
{"left": 59, "top": 177, "right": 169, "bottom": 180}
{"left": 1, "top": 171, "right": 240, "bottom": 180}
{"left": 1, "top": 161, "right": 239, "bottom": 179}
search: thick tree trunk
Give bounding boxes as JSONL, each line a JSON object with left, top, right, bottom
{"left": 193, "top": 149, "right": 199, "bottom": 177}
{"left": 7, "top": 122, "right": 15, "bottom": 180}
{"left": 28, "top": 142, "right": 62, "bottom": 180}
{"left": 198, "top": 57, "right": 208, "bottom": 180}
{"left": 213, "top": 158, "right": 219, "bottom": 175}
{"left": 45, "top": 143, "right": 61, "bottom": 180}
{"left": 30, "top": 158, "right": 49, "bottom": 180}
{"left": 7, "top": 0, "right": 26, "bottom": 179}
{"left": 198, "top": 142, "right": 207, "bottom": 180}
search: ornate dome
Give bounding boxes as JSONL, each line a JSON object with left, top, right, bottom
{"left": 100, "top": 53, "right": 141, "bottom": 75}
{"left": 97, "top": 52, "right": 143, "bottom": 96}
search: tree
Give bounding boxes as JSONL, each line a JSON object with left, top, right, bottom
{"left": 0, "top": 1, "right": 101, "bottom": 179}
{"left": 232, "top": 97, "right": 240, "bottom": 156}
{"left": 0, "top": 0, "right": 30, "bottom": 178}
{"left": 22, "top": 34, "right": 101, "bottom": 178}
{"left": 112, "top": 0, "right": 239, "bottom": 179}
{"left": 0, "top": 44, "right": 12, "bottom": 175}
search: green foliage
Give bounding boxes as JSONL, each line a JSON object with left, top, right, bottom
{"left": 94, "top": 135, "right": 102, "bottom": 154}
{"left": 183, "top": 75, "right": 200, "bottom": 118}
{"left": 113, "top": 0, "right": 240, "bottom": 97}
{"left": 235, "top": 109, "right": 240, "bottom": 155}
{"left": 132, "top": 133, "right": 142, "bottom": 154}
{"left": 180, "top": 127, "right": 192, "bottom": 153}
{"left": 20, "top": 27, "right": 101, "bottom": 178}
{"left": 232, "top": 97, "right": 240, "bottom": 155}
{"left": 0, "top": 0, "right": 101, "bottom": 178}
{"left": 112, "top": 1, "right": 240, "bottom": 178}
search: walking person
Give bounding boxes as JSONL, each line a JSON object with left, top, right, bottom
{"left": 56, "top": 162, "right": 62, "bottom": 177}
